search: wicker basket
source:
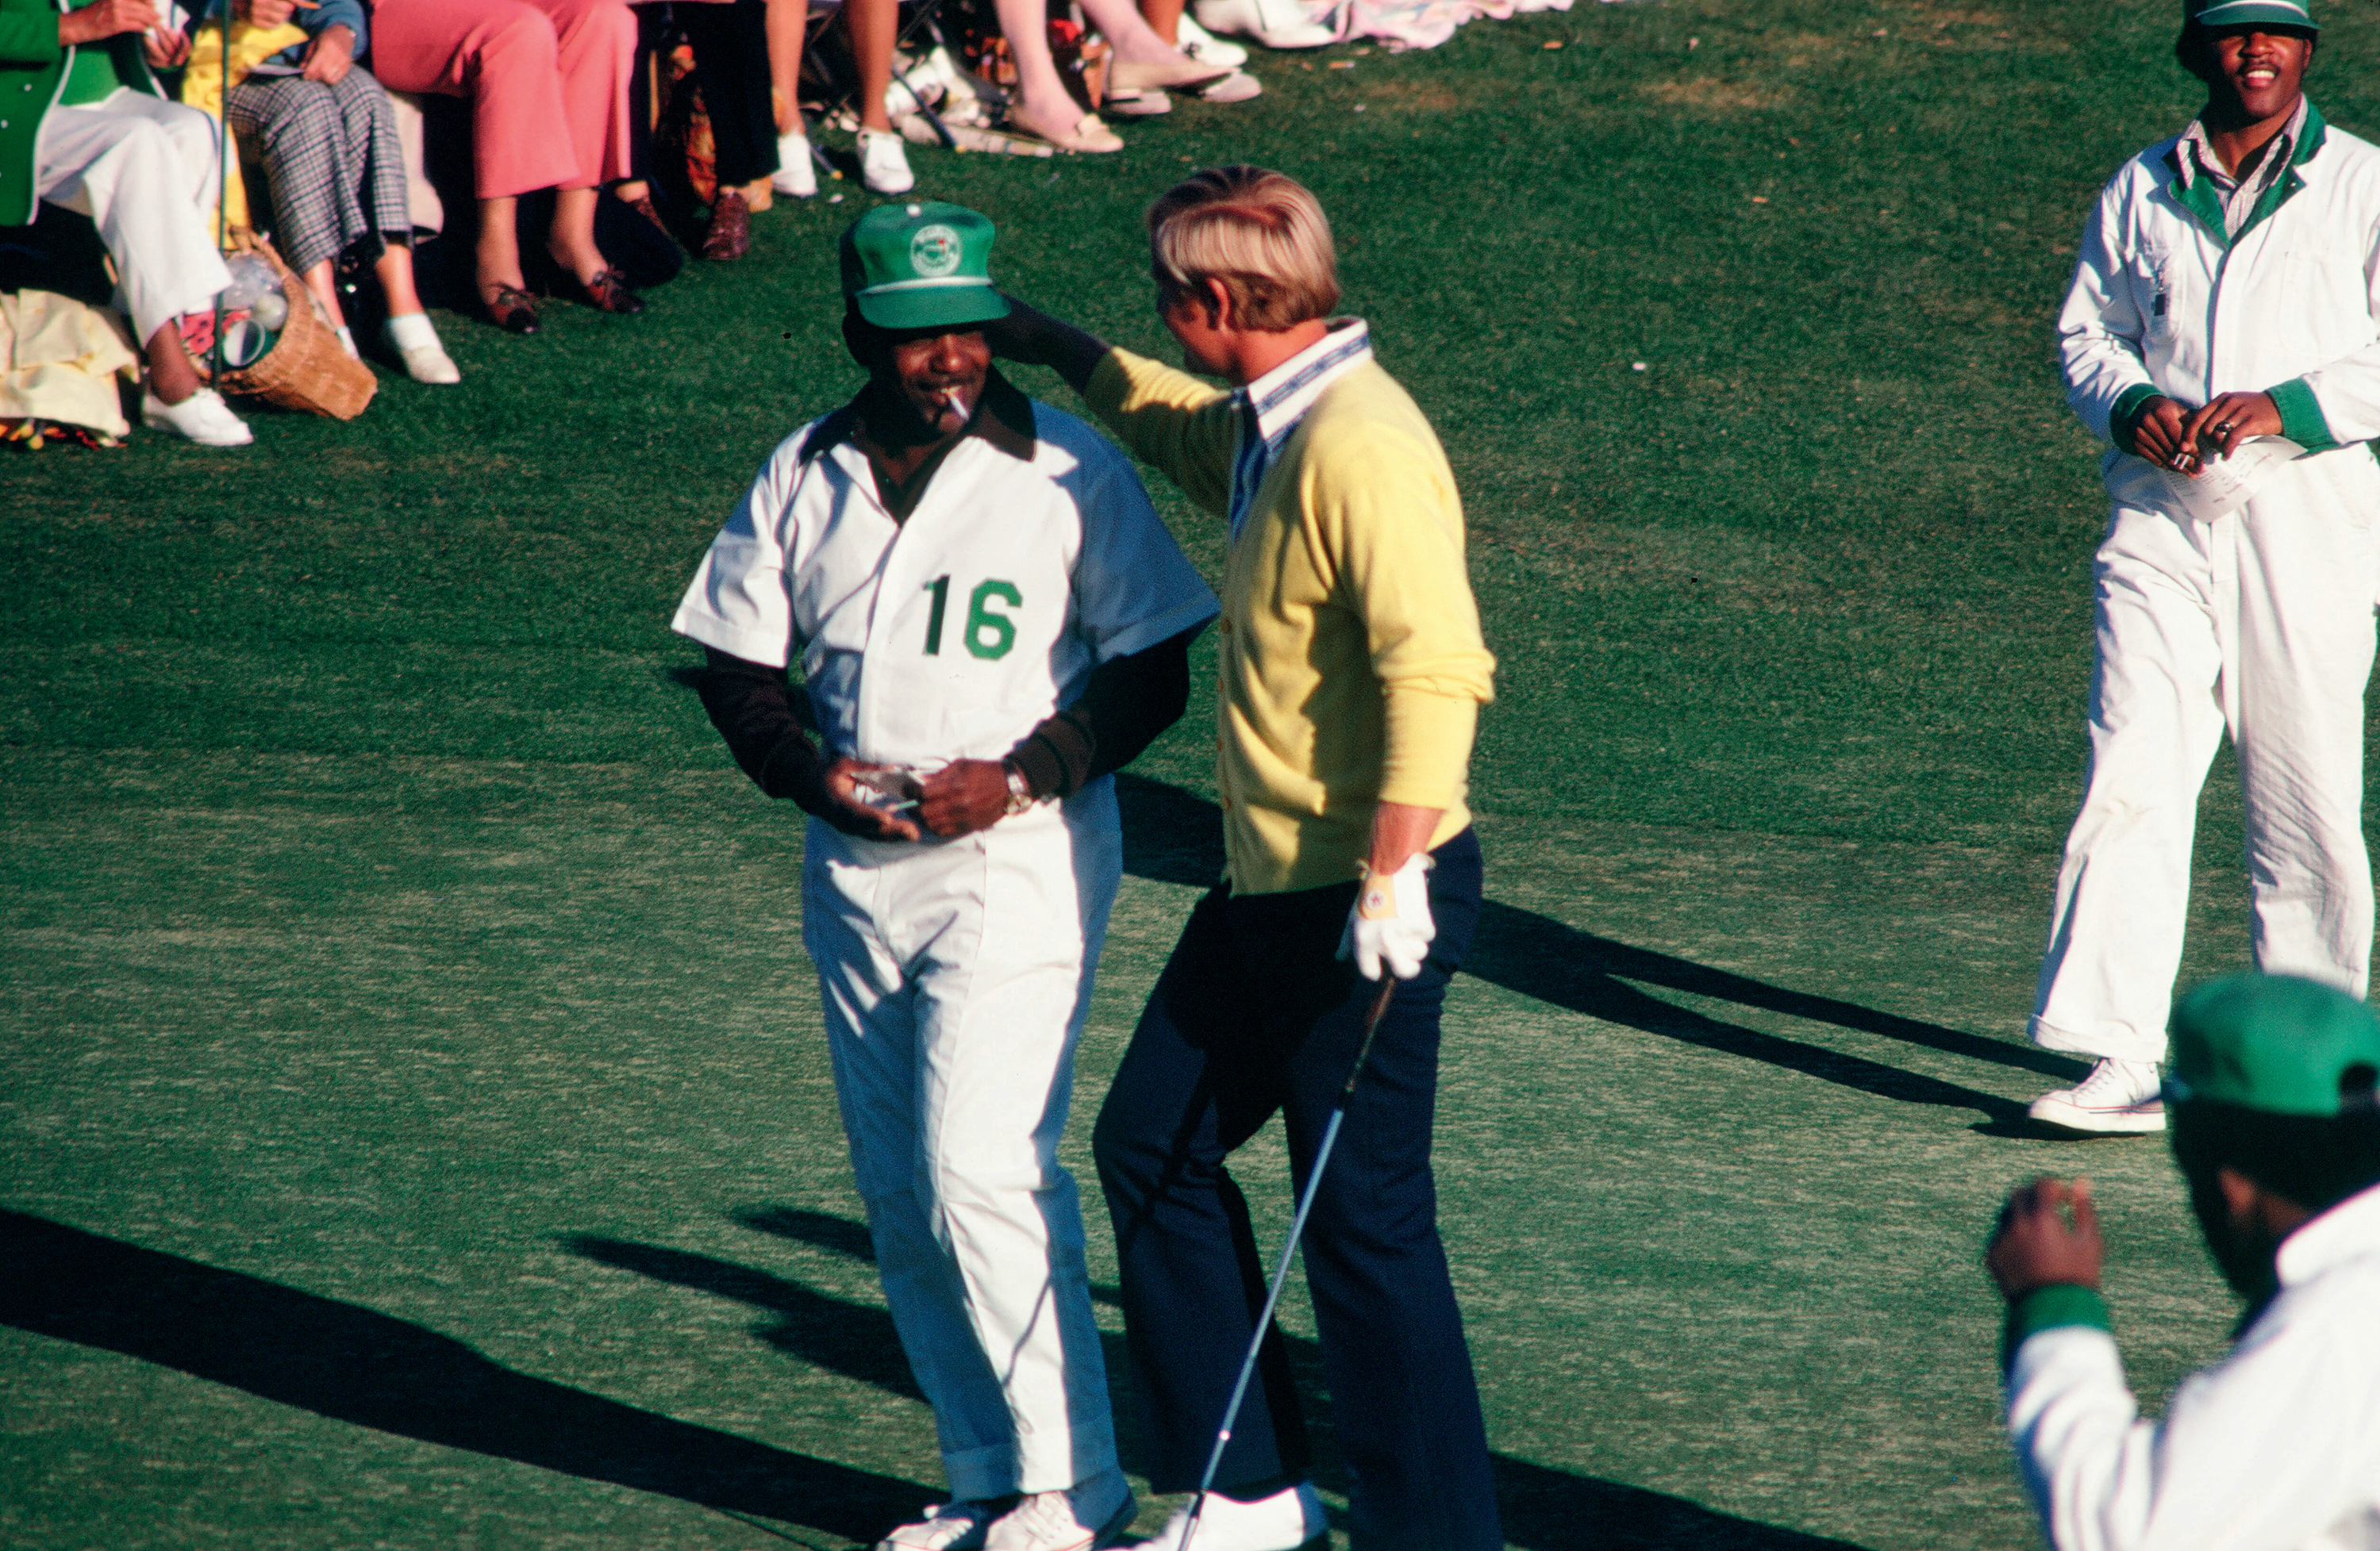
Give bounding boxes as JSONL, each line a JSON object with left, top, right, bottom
{"left": 217, "top": 237, "right": 376, "bottom": 421}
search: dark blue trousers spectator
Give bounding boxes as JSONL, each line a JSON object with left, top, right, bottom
{"left": 1091, "top": 827, "right": 1501, "bottom": 1551}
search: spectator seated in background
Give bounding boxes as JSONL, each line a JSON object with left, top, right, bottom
{"left": 0, "top": 0, "right": 253, "bottom": 444}
{"left": 367, "top": 0, "right": 641, "bottom": 333}
{"left": 991, "top": 0, "right": 1257, "bottom": 152}
{"left": 1986, "top": 973, "right": 2380, "bottom": 1551}
{"left": 198, "top": 0, "right": 459, "bottom": 382}
{"left": 760, "top": 0, "right": 905, "bottom": 198}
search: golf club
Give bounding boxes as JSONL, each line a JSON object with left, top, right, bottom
{"left": 1175, "top": 973, "right": 1398, "bottom": 1550}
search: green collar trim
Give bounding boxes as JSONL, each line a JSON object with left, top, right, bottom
{"left": 2167, "top": 101, "right": 2328, "bottom": 249}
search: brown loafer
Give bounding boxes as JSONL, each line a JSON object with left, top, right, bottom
{"left": 576, "top": 266, "right": 645, "bottom": 315}
{"left": 701, "top": 187, "right": 750, "bottom": 262}
{"left": 479, "top": 282, "right": 540, "bottom": 335}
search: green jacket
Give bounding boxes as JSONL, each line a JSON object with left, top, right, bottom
{"left": 0, "top": 0, "right": 163, "bottom": 227}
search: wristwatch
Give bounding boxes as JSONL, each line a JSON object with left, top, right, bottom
{"left": 1002, "top": 762, "right": 1038, "bottom": 817}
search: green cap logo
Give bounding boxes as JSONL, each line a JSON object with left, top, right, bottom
{"left": 911, "top": 224, "right": 963, "bottom": 278}
{"left": 839, "top": 202, "right": 1009, "bottom": 332}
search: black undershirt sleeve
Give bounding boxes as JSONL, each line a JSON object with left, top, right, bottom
{"left": 1003, "top": 624, "right": 1203, "bottom": 800}
{"left": 696, "top": 646, "right": 834, "bottom": 812}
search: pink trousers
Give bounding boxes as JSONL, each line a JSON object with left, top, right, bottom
{"left": 368, "top": 0, "right": 633, "bottom": 198}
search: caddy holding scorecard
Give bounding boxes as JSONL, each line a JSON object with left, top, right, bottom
{"left": 2028, "top": 0, "right": 2380, "bottom": 1134}
{"left": 671, "top": 203, "right": 1217, "bottom": 1551}
{"left": 992, "top": 167, "right": 1501, "bottom": 1551}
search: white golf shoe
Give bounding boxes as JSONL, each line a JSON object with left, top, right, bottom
{"left": 2028, "top": 1058, "right": 2166, "bottom": 1134}
{"left": 859, "top": 127, "right": 917, "bottom": 194}
{"left": 1175, "top": 14, "right": 1249, "bottom": 66}
{"left": 1140, "top": 1482, "right": 1327, "bottom": 1551}
{"left": 983, "top": 1469, "right": 1135, "bottom": 1550}
{"left": 875, "top": 1499, "right": 997, "bottom": 1551}
{"left": 140, "top": 387, "right": 252, "bottom": 447}
{"left": 772, "top": 129, "right": 818, "bottom": 198}
{"left": 1190, "top": 0, "right": 1336, "bottom": 49}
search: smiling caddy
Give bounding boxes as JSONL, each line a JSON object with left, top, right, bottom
{"left": 671, "top": 202, "right": 1218, "bottom": 1551}
{"left": 2029, "top": 0, "right": 2380, "bottom": 1134}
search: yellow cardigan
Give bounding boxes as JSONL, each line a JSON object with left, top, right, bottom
{"left": 178, "top": 17, "right": 308, "bottom": 233}
{"left": 1086, "top": 346, "right": 1496, "bottom": 896}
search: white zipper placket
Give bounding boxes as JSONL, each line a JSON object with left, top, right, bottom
{"left": 850, "top": 440, "right": 959, "bottom": 762}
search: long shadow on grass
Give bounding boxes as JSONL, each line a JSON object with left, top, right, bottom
{"left": 0, "top": 1210, "right": 929, "bottom": 1541}
{"left": 1118, "top": 774, "right": 2070, "bottom": 1124}
{"left": 570, "top": 1210, "right": 1866, "bottom": 1551}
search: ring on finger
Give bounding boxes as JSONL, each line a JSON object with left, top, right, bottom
{"left": 2214, "top": 421, "right": 2234, "bottom": 436}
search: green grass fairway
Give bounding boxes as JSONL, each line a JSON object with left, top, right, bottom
{"left": 6, "top": 1, "right": 2372, "bottom": 1545}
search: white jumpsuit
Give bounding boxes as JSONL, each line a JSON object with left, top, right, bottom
{"left": 671, "top": 394, "right": 1217, "bottom": 1499}
{"left": 2038, "top": 103, "right": 2380, "bottom": 1065}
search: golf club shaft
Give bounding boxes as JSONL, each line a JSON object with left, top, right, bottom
{"left": 1179, "top": 975, "right": 1398, "bottom": 1545}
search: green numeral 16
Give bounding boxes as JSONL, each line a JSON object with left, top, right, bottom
{"left": 921, "top": 577, "right": 1019, "bottom": 661}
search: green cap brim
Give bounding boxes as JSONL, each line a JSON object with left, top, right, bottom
{"left": 2191, "top": 0, "right": 2317, "bottom": 30}
{"left": 853, "top": 282, "right": 1011, "bottom": 332}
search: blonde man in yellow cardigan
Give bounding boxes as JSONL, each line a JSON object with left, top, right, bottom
{"left": 991, "top": 165, "right": 1501, "bottom": 1551}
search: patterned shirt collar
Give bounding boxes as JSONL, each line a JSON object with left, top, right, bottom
{"left": 2176, "top": 97, "right": 2307, "bottom": 235}
{"left": 1227, "top": 318, "right": 1373, "bottom": 539}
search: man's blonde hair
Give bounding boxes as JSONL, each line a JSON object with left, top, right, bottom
{"left": 1146, "top": 166, "right": 1340, "bottom": 332}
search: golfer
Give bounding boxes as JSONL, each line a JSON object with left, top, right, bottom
{"left": 2028, "top": 0, "right": 2380, "bottom": 1134}
{"left": 1986, "top": 973, "right": 2380, "bottom": 1549}
{"left": 991, "top": 166, "right": 1501, "bottom": 1551}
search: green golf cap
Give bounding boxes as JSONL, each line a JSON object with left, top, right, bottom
{"left": 2185, "top": 0, "right": 2317, "bottom": 32}
{"left": 839, "top": 202, "right": 1009, "bottom": 332}
{"left": 2168, "top": 974, "right": 2380, "bottom": 1116}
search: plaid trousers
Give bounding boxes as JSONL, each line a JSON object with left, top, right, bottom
{"left": 225, "top": 67, "right": 412, "bottom": 274}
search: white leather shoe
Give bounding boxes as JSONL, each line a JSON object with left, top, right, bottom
{"left": 1199, "top": 69, "right": 1263, "bottom": 102}
{"left": 383, "top": 314, "right": 460, "bottom": 384}
{"left": 983, "top": 1470, "right": 1135, "bottom": 1551}
{"left": 2028, "top": 1058, "right": 2166, "bottom": 1134}
{"left": 772, "top": 130, "right": 819, "bottom": 197}
{"left": 1140, "top": 1483, "right": 1326, "bottom": 1551}
{"left": 1175, "top": 14, "right": 1248, "bottom": 66}
{"left": 1191, "top": 0, "right": 1336, "bottom": 49}
{"left": 875, "top": 1500, "right": 996, "bottom": 1551}
{"left": 140, "top": 387, "right": 252, "bottom": 447}
{"left": 859, "top": 127, "right": 917, "bottom": 194}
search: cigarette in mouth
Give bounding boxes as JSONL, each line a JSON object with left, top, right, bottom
{"left": 884, "top": 798, "right": 921, "bottom": 813}
{"left": 943, "top": 390, "right": 969, "bottom": 422}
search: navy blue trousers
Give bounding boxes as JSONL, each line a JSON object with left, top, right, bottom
{"left": 1092, "top": 829, "right": 1500, "bottom": 1551}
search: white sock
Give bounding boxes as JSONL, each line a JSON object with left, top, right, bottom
{"left": 335, "top": 324, "right": 358, "bottom": 358}
{"left": 384, "top": 312, "right": 440, "bottom": 352}
{"left": 778, "top": 129, "right": 809, "bottom": 159}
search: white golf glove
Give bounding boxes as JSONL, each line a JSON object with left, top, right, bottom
{"left": 1337, "top": 853, "right": 1436, "bottom": 981}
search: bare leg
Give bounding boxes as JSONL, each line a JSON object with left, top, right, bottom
{"left": 545, "top": 186, "right": 608, "bottom": 287}
{"left": 301, "top": 259, "right": 348, "bottom": 332}
{"left": 847, "top": 0, "right": 895, "bottom": 132}
{"left": 477, "top": 194, "right": 525, "bottom": 304}
{"left": 1076, "top": 0, "right": 1191, "bottom": 64}
{"left": 766, "top": 0, "right": 806, "bottom": 133}
{"left": 996, "top": 0, "right": 1089, "bottom": 129}
{"left": 614, "top": 178, "right": 649, "bottom": 202}
{"left": 1139, "top": 0, "right": 1186, "bottom": 46}
{"left": 375, "top": 239, "right": 426, "bottom": 317}
{"left": 144, "top": 323, "right": 202, "bottom": 405}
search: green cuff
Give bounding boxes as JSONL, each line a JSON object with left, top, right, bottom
{"left": 2268, "top": 378, "right": 2339, "bottom": 451}
{"left": 2001, "top": 1284, "right": 2111, "bottom": 1375}
{"left": 2108, "top": 383, "right": 2164, "bottom": 453}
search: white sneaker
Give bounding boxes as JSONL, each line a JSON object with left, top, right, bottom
{"left": 1175, "top": 14, "right": 1249, "bottom": 66}
{"left": 2028, "top": 1058, "right": 2166, "bottom": 1134}
{"left": 1140, "top": 1482, "right": 1326, "bottom": 1551}
{"left": 772, "top": 130, "right": 819, "bottom": 198}
{"left": 983, "top": 1470, "right": 1135, "bottom": 1551}
{"left": 859, "top": 127, "right": 917, "bottom": 194}
{"left": 141, "top": 387, "right": 252, "bottom": 447}
{"left": 1191, "top": 0, "right": 1337, "bottom": 50}
{"left": 383, "top": 314, "right": 460, "bottom": 384}
{"left": 876, "top": 1500, "right": 997, "bottom": 1551}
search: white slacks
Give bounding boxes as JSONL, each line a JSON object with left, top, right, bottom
{"left": 2033, "top": 454, "right": 2380, "bottom": 1063}
{"left": 802, "top": 781, "right": 1122, "bottom": 1500}
{"left": 35, "top": 87, "right": 231, "bottom": 344}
